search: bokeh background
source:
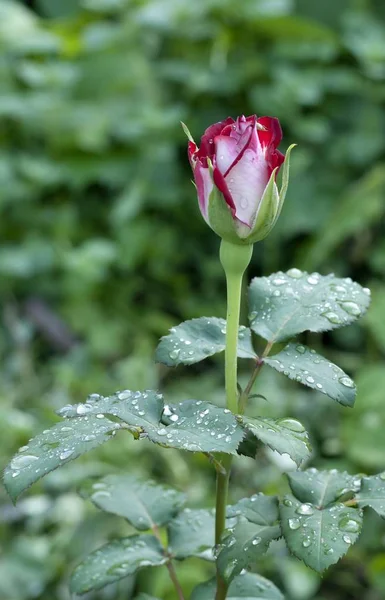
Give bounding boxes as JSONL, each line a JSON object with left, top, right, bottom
{"left": 1, "top": 0, "right": 385, "bottom": 598}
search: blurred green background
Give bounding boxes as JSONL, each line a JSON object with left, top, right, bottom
{"left": 1, "top": 0, "right": 385, "bottom": 598}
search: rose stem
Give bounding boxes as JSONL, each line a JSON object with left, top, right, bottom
{"left": 215, "top": 240, "right": 253, "bottom": 600}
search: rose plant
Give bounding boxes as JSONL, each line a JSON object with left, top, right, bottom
{"left": 4, "top": 115, "right": 384, "bottom": 600}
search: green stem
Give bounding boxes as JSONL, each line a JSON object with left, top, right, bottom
{"left": 239, "top": 341, "right": 275, "bottom": 414}
{"left": 151, "top": 523, "right": 185, "bottom": 600}
{"left": 215, "top": 240, "right": 253, "bottom": 600}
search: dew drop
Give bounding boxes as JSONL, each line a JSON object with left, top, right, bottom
{"left": 306, "top": 376, "right": 315, "bottom": 384}
{"left": 93, "top": 490, "right": 112, "bottom": 501}
{"left": 76, "top": 403, "right": 92, "bottom": 415}
{"left": 107, "top": 563, "right": 129, "bottom": 576}
{"left": 296, "top": 345, "right": 306, "bottom": 354}
{"left": 240, "top": 197, "right": 248, "bottom": 210}
{"left": 287, "top": 268, "right": 302, "bottom": 279}
{"left": 157, "top": 428, "right": 167, "bottom": 436}
{"left": 163, "top": 405, "right": 172, "bottom": 417}
{"left": 170, "top": 349, "right": 180, "bottom": 360}
{"left": 339, "top": 376, "right": 355, "bottom": 389}
{"left": 307, "top": 275, "right": 319, "bottom": 285}
{"left": 252, "top": 536, "right": 262, "bottom": 546}
{"left": 11, "top": 454, "right": 39, "bottom": 470}
{"left": 302, "top": 538, "right": 311, "bottom": 548}
{"left": 338, "top": 516, "right": 360, "bottom": 533}
{"left": 288, "top": 518, "right": 301, "bottom": 530}
{"left": 343, "top": 534, "right": 352, "bottom": 544}
{"left": 323, "top": 311, "right": 342, "bottom": 324}
{"left": 340, "top": 301, "right": 361, "bottom": 317}
{"left": 60, "top": 449, "right": 74, "bottom": 460}
{"left": 278, "top": 418, "right": 305, "bottom": 433}
{"left": 296, "top": 503, "right": 314, "bottom": 516}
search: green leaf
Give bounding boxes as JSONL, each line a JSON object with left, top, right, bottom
{"left": 288, "top": 469, "right": 361, "bottom": 508}
{"left": 356, "top": 473, "right": 385, "bottom": 518}
{"left": 70, "top": 535, "right": 166, "bottom": 594}
{"left": 218, "top": 494, "right": 281, "bottom": 581}
{"left": 227, "top": 493, "right": 279, "bottom": 525}
{"left": 59, "top": 392, "right": 245, "bottom": 454}
{"left": 249, "top": 271, "right": 370, "bottom": 343}
{"left": 150, "top": 400, "right": 245, "bottom": 453}
{"left": 191, "top": 572, "right": 284, "bottom": 600}
{"left": 57, "top": 389, "right": 164, "bottom": 432}
{"left": 4, "top": 416, "right": 121, "bottom": 502}
{"left": 168, "top": 508, "right": 215, "bottom": 560}
{"left": 279, "top": 495, "right": 363, "bottom": 573}
{"left": 155, "top": 318, "right": 257, "bottom": 367}
{"left": 237, "top": 429, "right": 261, "bottom": 460}
{"left": 239, "top": 416, "right": 311, "bottom": 466}
{"left": 264, "top": 343, "right": 356, "bottom": 407}
{"left": 80, "top": 474, "right": 185, "bottom": 529}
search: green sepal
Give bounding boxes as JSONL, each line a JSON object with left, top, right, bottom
{"left": 207, "top": 183, "right": 245, "bottom": 246}
{"left": 245, "top": 169, "right": 279, "bottom": 244}
{"left": 181, "top": 121, "right": 196, "bottom": 144}
{"left": 276, "top": 143, "right": 296, "bottom": 223}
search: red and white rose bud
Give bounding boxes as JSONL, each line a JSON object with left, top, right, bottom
{"left": 184, "top": 115, "right": 295, "bottom": 245}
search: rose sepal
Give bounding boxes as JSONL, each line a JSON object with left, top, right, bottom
{"left": 244, "top": 143, "right": 296, "bottom": 244}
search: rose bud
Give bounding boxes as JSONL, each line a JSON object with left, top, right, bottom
{"left": 183, "top": 115, "right": 295, "bottom": 245}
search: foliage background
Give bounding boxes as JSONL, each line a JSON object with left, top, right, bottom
{"left": 1, "top": 0, "right": 385, "bottom": 598}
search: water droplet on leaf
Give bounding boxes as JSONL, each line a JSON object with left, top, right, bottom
{"left": 11, "top": 454, "right": 39, "bottom": 470}
{"left": 296, "top": 503, "right": 315, "bottom": 516}
{"left": 288, "top": 518, "right": 301, "bottom": 530}
{"left": 339, "top": 376, "right": 354, "bottom": 388}
{"left": 287, "top": 268, "right": 302, "bottom": 279}
{"left": 340, "top": 301, "right": 361, "bottom": 316}
{"left": 338, "top": 516, "right": 360, "bottom": 533}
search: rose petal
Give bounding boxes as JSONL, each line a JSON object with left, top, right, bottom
{"left": 188, "top": 141, "right": 197, "bottom": 167}
{"left": 270, "top": 149, "right": 285, "bottom": 172}
{"left": 257, "top": 117, "right": 282, "bottom": 149}
{"left": 225, "top": 120, "right": 262, "bottom": 176}
{"left": 215, "top": 120, "right": 260, "bottom": 176}
{"left": 213, "top": 167, "right": 236, "bottom": 213}
{"left": 225, "top": 149, "right": 269, "bottom": 227}
{"left": 193, "top": 161, "right": 213, "bottom": 222}
{"left": 214, "top": 136, "right": 239, "bottom": 174}
{"left": 197, "top": 117, "right": 234, "bottom": 164}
